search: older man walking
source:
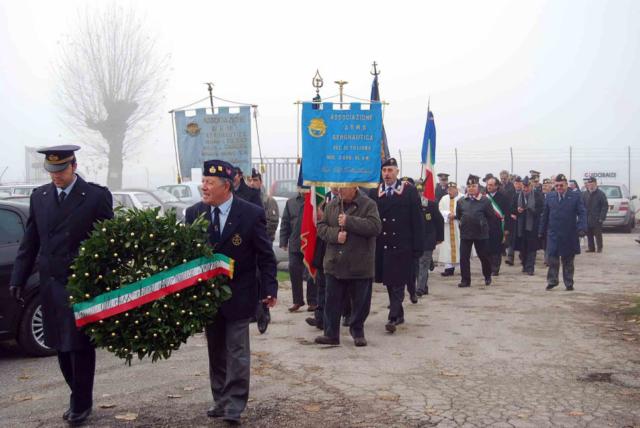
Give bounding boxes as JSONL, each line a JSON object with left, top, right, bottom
{"left": 540, "top": 174, "right": 587, "bottom": 291}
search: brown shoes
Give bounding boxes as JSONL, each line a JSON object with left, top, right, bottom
{"left": 288, "top": 304, "right": 303, "bottom": 312}
{"left": 307, "top": 304, "right": 318, "bottom": 312}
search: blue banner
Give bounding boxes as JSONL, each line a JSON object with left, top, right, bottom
{"left": 301, "top": 102, "right": 382, "bottom": 187}
{"left": 174, "top": 107, "right": 251, "bottom": 180}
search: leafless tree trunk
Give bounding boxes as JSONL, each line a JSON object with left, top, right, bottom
{"left": 56, "top": 5, "right": 169, "bottom": 189}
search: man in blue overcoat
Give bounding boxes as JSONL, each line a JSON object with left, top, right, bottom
{"left": 10, "top": 145, "right": 113, "bottom": 425}
{"left": 539, "top": 174, "right": 587, "bottom": 291}
{"left": 185, "top": 159, "right": 277, "bottom": 424}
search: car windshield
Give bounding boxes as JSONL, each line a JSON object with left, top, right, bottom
{"left": 134, "top": 193, "right": 162, "bottom": 208}
{"left": 599, "top": 185, "right": 622, "bottom": 199}
{"left": 151, "top": 189, "right": 180, "bottom": 203}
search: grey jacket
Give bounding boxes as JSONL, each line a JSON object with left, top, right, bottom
{"left": 581, "top": 188, "right": 608, "bottom": 227}
{"left": 318, "top": 190, "right": 381, "bottom": 279}
{"left": 279, "top": 194, "right": 305, "bottom": 253}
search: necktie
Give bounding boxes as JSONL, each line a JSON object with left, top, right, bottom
{"left": 212, "top": 207, "right": 221, "bottom": 243}
{"left": 386, "top": 187, "right": 393, "bottom": 197}
{"left": 59, "top": 191, "right": 67, "bottom": 204}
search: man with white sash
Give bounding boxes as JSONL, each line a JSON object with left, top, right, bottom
{"left": 437, "top": 182, "right": 463, "bottom": 276}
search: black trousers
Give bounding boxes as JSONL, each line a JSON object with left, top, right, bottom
{"left": 587, "top": 225, "right": 603, "bottom": 251}
{"left": 313, "top": 269, "right": 326, "bottom": 327}
{"left": 324, "top": 275, "right": 372, "bottom": 340}
{"left": 459, "top": 239, "right": 492, "bottom": 284}
{"left": 547, "top": 254, "right": 575, "bottom": 288}
{"left": 206, "top": 317, "right": 251, "bottom": 419}
{"left": 289, "top": 252, "right": 317, "bottom": 306}
{"left": 521, "top": 248, "right": 537, "bottom": 273}
{"left": 386, "top": 282, "right": 405, "bottom": 322}
{"left": 489, "top": 253, "right": 502, "bottom": 275}
{"left": 57, "top": 348, "right": 96, "bottom": 413}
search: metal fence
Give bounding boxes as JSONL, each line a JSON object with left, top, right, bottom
{"left": 251, "top": 157, "right": 300, "bottom": 192}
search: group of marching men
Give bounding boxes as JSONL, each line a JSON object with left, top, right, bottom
{"left": 277, "top": 159, "right": 609, "bottom": 348}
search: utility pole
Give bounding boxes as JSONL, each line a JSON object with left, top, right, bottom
{"left": 398, "top": 149, "right": 403, "bottom": 173}
{"left": 510, "top": 147, "right": 514, "bottom": 174}
{"left": 455, "top": 148, "right": 458, "bottom": 183}
{"left": 569, "top": 146, "right": 573, "bottom": 180}
{"left": 629, "top": 145, "right": 632, "bottom": 194}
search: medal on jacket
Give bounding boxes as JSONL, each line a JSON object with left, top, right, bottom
{"left": 232, "top": 233, "right": 242, "bottom": 246}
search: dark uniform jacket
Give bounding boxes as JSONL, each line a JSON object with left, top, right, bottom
{"left": 369, "top": 180, "right": 423, "bottom": 286}
{"left": 512, "top": 190, "right": 544, "bottom": 251}
{"left": 185, "top": 197, "right": 277, "bottom": 321}
{"left": 10, "top": 176, "right": 113, "bottom": 351}
{"left": 435, "top": 185, "right": 448, "bottom": 203}
{"left": 540, "top": 190, "right": 587, "bottom": 257}
{"left": 317, "top": 190, "right": 381, "bottom": 279}
{"left": 486, "top": 191, "right": 511, "bottom": 254}
{"left": 420, "top": 198, "right": 444, "bottom": 251}
{"left": 455, "top": 195, "right": 495, "bottom": 240}
{"left": 581, "top": 188, "right": 608, "bottom": 228}
{"left": 279, "top": 194, "right": 305, "bottom": 254}
{"left": 234, "top": 179, "right": 263, "bottom": 208}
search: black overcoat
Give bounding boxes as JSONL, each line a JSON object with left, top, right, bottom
{"left": 10, "top": 176, "right": 113, "bottom": 351}
{"left": 369, "top": 181, "right": 423, "bottom": 286}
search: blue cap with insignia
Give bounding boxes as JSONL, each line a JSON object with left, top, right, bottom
{"left": 203, "top": 160, "right": 235, "bottom": 180}
{"left": 381, "top": 158, "right": 398, "bottom": 168}
{"left": 37, "top": 145, "right": 80, "bottom": 173}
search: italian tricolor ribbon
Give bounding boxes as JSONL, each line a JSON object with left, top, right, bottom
{"left": 73, "top": 254, "right": 234, "bottom": 328}
{"left": 486, "top": 194, "right": 505, "bottom": 233}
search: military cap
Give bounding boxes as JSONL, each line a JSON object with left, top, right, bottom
{"left": 482, "top": 173, "right": 494, "bottom": 183}
{"left": 522, "top": 176, "right": 531, "bottom": 186}
{"left": 466, "top": 174, "right": 480, "bottom": 185}
{"left": 203, "top": 160, "right": 235, "bottom": 180}
{"left": 555, "top": 174, "right": 568, "bottom": 182}
{"left": 542, "top": 178, "right": 552, "bottom": 184}
{"left": 569, "top": 179, "right": 579, "bottom": 187}
{"left": 37, "top": 145, "right": 80, "bottom": 173}
{"left": 437, "top": 173, "right": 449, "bottom": 179}
{"left": 513, "top": 175, "right": 523, "bottom": 183}
{"left": 585, "top": 176, "right": 597, "bottom": 183}
{"left": 448, "top": 182, "right": 458, "bottom": 188}
{"left": 402, "top": 177, "right": 415, "bottom": 185}
{"left": 529, "top": 169, "right": 540, "bottom": 177}
{"left": 381, "top": 158, "right": 398, "bottom": 168}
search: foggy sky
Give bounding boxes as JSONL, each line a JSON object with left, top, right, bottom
{"left": 1, "top": 0, "right": 639, "bottom": 191}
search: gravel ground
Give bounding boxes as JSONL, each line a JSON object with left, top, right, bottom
{"left": 1, "top": 232, "right": 639, "bottom": 427}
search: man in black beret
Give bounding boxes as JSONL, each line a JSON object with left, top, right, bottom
{"left": 435, "top": 173, "right": 450, "bottom": 202}
{"left": 185, "top": 160, "right": 277, "bottom": 423}
{"left": 10, "top": 145, "right": 113, "bottom": 425}
{"left": 232, "top": 166, "right": 263, "bottom": 208}
{"left": 454, "top": 175, "right": 494, "bottom": 287}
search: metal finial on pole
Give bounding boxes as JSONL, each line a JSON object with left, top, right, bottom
{"left": 312, "top": 70, "right": 324, "bottom": 97}
{"left": 334, "top": 80, "right": 349, "bottom": 106}
{"left": 370, "top": 61, "right": 380, "bottom": 76}
{"left": 204, "top": 82, "right": 214, "bottom": 110}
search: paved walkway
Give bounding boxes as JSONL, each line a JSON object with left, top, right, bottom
{"left": 1, "top": 234, "right": 639, "bottom": 427}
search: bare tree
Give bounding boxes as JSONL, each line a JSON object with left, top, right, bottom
{"left": 56, "top": 5, "right": 169, "bottom": 189}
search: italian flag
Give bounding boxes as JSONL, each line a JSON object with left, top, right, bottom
{"left": 73, "top": 254, "right": 234, "bottom": 327}
{"left": 421, "top": 105, "right": 437, "bottom": 201}
{"left": 300, "top": 186, "right": 326, "bottom": 279}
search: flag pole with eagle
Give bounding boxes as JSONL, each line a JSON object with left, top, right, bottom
{"left": 421, "top": 99, "right": 437, "bottom": 200}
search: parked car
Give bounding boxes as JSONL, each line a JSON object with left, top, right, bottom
{"left": 158, "top": 182, "right": 203, "bottom": 206}
{"left": 0, "top": 184, "right": 41, "bottom": 198}
{"left": 270, "top": 179, "right": 298, "bottom": 199}
{"left": 600, "top": 184, "right": 637, "bottom": 233}
{"left": 114, "top": 189, "right": 190, "bottom": 221}
{"left": 0, "top": 200, "right": 55, "bottom": 356}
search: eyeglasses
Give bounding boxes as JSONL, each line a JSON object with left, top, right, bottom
{"left": 554, "top": 184, "right": 565, "bottom": 188}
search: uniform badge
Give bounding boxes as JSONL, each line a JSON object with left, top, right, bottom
{"left": 232, "top": 233, "right": 242, "bottom": 246}
{"left": 425, "top": 213, "right": 432, "bottom": 221}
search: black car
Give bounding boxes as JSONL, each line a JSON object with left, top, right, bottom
{"left": 0, "top": 200, "right": 55, "bottom": 356}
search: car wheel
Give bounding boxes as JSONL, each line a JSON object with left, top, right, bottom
{"left": 17, "top": 296, "right": 56, "bottom": 357}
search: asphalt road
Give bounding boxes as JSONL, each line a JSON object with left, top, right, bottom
{"left": 1, "top": 233, "right": 639, "bottom": 427}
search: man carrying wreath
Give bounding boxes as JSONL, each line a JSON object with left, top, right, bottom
{"left": 185, "top": 159, "right": 278, "bottom": 425}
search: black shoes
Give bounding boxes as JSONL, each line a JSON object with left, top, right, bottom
{"left": 505, "top": 259, "right": 514, "bottom": 266}
{"left": 458, "top": 282, "right": 470, "bottom": 288}
{"left": 353, "top": 337, "right": 367, "bottom": 347}
{"left": 207, "top": 407, "right": 225, "bottom": 418}
{"left": 484, "top": 277, "right": 492, "bottom": 286}
{"left": 314, "top": 335, "right": 339, "bottom": 345}
{"left": 565, "top": 286, "right": 574, "bottom": 291}
{"left": 305, "top": 317, "right": 323, "bottom": 330}
{"left": 546, "top": 283, "right": 558, "bottom": 290}
{"left": 67, "top": 407, "right": 92, "bottom": 426}
{"left": 527, "top": 271, "right": 534, "bottom": 276}
{"left": 441, "top": 268, "right": 455, "bottom": 277}
{"left": 410, "top": 294, "right": 418, "bottom": 304}
{"left": 585, "top": 249, "right": 595, "bottom": 253}
{"left": 385, "top": 322, "right": 396, "bottom": 333}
